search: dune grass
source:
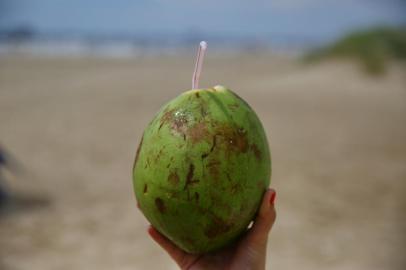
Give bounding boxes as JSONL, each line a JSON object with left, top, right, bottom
{"left": 304, "top": 27, "right": 406, "bottom": 74}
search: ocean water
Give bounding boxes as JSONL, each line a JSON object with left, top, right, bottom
{"left": 0, "top": 35, "right": 315, "bottom": 57}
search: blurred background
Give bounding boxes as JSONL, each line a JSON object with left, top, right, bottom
{"left": 0, "top": 1, "right": 405, "bottom": 269}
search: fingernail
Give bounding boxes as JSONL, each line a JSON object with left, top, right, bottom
{"left": 270, "top": 192, "right": 276, "bottom": 205}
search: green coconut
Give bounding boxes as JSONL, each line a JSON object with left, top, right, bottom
{"left": 133, "top": 85, "right": 271, "bottom": 254}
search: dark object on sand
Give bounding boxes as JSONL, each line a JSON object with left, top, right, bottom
{"left": 0, "top": 186, "right": 8, "bottom": 204}
{"left": 0, "top": 146, "right": 21, "bottom": 206}
{"left": 0, "top": 149, "right": 9, "bottom": 204}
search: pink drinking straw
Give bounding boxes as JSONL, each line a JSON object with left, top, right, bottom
{"left": 192, "top": 41, "right": 208, "bottom": 89}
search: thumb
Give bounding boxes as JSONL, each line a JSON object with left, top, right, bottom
{"left": 246, "top": 188, "right": 277, "bottom": 245}
{"left": 230, "top": 188, "right": 276, "bottom": 270}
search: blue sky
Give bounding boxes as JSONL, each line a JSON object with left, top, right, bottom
{"left": 0, "top": 0, "right": 405, "bottom": 40}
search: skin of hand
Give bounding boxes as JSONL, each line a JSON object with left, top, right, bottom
{"left": 147, "top": 188, "right": 277, "bottom": 270}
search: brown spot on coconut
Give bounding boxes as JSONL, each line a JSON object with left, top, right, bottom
{"left": 155, "top": 198, "right": 166, "bottom": 214}
{"left": 250, "top": 143, "right": 262, "bottom": 161}
{"left": 168, "top": 171, "right": 180, "bottom": 185}
{"left": 187, "top": 122, "right": 209, "bottom": 144}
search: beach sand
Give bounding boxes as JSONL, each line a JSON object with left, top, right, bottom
{"left": 0, "top": 53, "right": 405, "bottom": 269}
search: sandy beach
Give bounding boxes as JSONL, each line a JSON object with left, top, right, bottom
{"left": 0, "top": 53, "right": 405, "bottom": 270}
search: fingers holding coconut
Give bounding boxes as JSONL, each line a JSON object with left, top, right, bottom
{"left": 147, "top": 225, "right": 190, "bottom": 265}
{"left": 247, "top": 188, "right": 277, "bottom": 243}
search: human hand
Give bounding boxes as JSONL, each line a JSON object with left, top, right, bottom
{"left": 147, "top": 188, "right": 277, "bottom": 270}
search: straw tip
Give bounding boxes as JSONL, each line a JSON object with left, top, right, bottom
{"left": 200, "top": 41, "right": 208, "bottom": 50}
